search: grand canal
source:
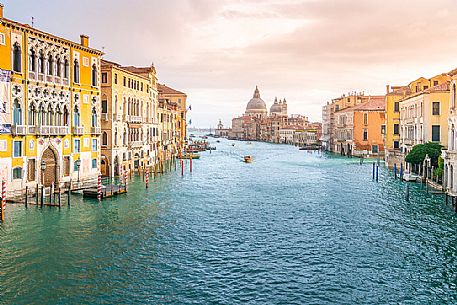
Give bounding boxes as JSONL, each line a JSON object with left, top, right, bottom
{"left": 1, "top": 139, "right": 457, "bottom": 304}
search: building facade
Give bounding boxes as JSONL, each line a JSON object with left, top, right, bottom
{"left": 0, "top": 6, "right": 103, "bottom": 194}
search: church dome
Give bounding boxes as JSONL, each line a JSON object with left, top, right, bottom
{"left": 270, "top": 97, "right": 282, "bottom": 114}
{"left": 246, "top": 86, "right": 267, "bottom": 115}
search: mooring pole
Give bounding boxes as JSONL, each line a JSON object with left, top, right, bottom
{"left": 145, "top": 168, "right": 149, "bottom": 188}
{"left": 1, "top": 179, "right": 6, "bottom": 222}
{"left": 394, "top": 163, "right": 397, "bottom": 179}
{"left": 376, "top": 164, "right": 379, "bottom": 182}
{"left": 25, "top": 186, "right": 28, "bottom": 208}
{"left": 190, "top": 154, "right": 193, "bottom": 173}
{"left": 36, "top": 183, "right": 39, "bottom": 205}
{"left": 372, "top": 162, "right": 375, "bottom": 180}
{"left": 97, "top": 172, "right": 102, "bottom": 202}
{"left": 181, "top": 159, "right": 184, "bottom": 177}
{"left": 41, "top": 185, "right": 44, "bottom": 208}
{"left": 405, "top": 184, "right": 410, "bottom": 202}
{"left": 58, "top": 186, "right": 61, "bottom": 208}
{"left": 400, "top": 163, "right": 403, "bottom": 180}
{"left": 68, "top": 186, "right": 71, "bottom": 207}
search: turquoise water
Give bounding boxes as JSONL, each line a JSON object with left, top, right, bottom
{"left": 1, "top": 139, "right": 457, "bottom": 304}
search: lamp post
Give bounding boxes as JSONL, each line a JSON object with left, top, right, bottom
{"left": 75, "top": 159, "right": 81, "bottom": 183}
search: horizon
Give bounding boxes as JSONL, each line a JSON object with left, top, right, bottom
{"left": 3, "top": 0, "right": 457, "bottom": 127}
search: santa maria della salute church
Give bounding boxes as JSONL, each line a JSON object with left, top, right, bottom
{"left": 217, "top": 86, "right": 321, "bottom": 145}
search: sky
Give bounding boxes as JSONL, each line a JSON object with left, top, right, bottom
{"left": 4, "top": 0, "right": 457, "bottom": 127}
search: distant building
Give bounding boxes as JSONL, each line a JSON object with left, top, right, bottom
{"left": 215, "top": 119, "right": 230, "bottom": 137}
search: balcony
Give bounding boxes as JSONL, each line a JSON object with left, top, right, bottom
{"left": 91, "top": 127, "right": 101, "bottom": 135}
{"left": 72, "top": 126, "right": 84, "bottom": 135}
{"left": 36, "top": 125, "right": 70, "bottom": 136}
{"left": 11, "top": 125, "right": 27, "bottom": 136}
{"left": 129, "top": 141, "right": 143, "bottom": 148}
{"left": 116, "top": 114, "right": 123, "bottom": 121}
{"left": 123, "top": 114, "right": 129, "bottom": 121}
{"left": 38, "top": 73, "right": 44, "bottom": 82}
{"left": 27, "top": 126, "right": 37, "bottom": 134}
{"left": 28, "top": 71, "right": 36, "bottom": 80}
{"left": 62, "top": 78, "right": 69, "bottom": 86}
{"left": 46, "top": 75, "right": 53, "bottom": 83}
{"left": 130, "top": 116, "right": 143, "bottom": 123}
{"left": 101, "top": 113, "right": 109, "bottom": 121}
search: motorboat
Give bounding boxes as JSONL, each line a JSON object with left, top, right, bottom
{"left": 244, "top": 156, "right": 252, "bottom": 163}
{"left": 403, "top": 171, "right": 420, "bottom": 182}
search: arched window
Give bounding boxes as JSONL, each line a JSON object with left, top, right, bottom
{"left": 64, "top": 59, "right": 69, "bottom": 79}
{"left": 114, "top": 95, "right": 118, "bottom": 114}
{"left": 12, "top": 99, "right": 22, "bottom": 125}
{"left": 74, "top": 59, "right": 80, "bottom": 83}
{"left": 63, "top": 105, "right": 69, "bottom": 125}
{"left": 74, "top": 105, "right": 80, "bottom": 127}
{"left": 38, "top": 51, "right": 45, "bottom": 74}
{"left": 46, "top": 104, "right": 53, "bottom": 125}
{"left": 29, "top": 49, "right": 36, "bottom": 72}
{"left": 13, "top": 43, "right": 22, "bottom": 73}
{"left": 28, "top": 104, "right": 36, "bottom": 125}
{"left": 102, "top": 132, "right": 108, "bottom": 146}
{"left": 91, "top": 64, "right": 97, "bottom": 86}
{"left": 56, "top": 58, "right": 61, "bottom": 77}
{"left": 101, "top": 97, "right": 108, "bottom": 114}
{"left": 48, "top": 55, "right": 54, "bottom": 75}
{"left": 91, "top": 107, "right": 97, "bottom": 127}
{"left": 114, "top": 129, "right": 118, "bottom": 146}
{"left": 38, "top": 103, "right": 45, "bottom": 126}
{"left": 123, "top": 129, "right": 127, "bottom": 145}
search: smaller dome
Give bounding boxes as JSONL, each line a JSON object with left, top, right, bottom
{"left": 270, "top": 97, "right": 282, "bottom": 113}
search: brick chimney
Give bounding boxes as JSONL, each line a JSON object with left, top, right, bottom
{"left": 80, "top": 34, "right": 89, "bottom": 47}
{"left": 386, "top": 85, "right": 390, "bottom": 94}
{"left": 0, "top": 3, "right": 4, "bottom": 19}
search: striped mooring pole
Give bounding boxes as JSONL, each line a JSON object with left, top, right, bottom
{"left": 97, "top": 172, "right": 102, "bottom": 201}
{"left": 1, "top": 179, "right": 6, "bottom": 222}
{"left": 124, "top": 170, "right": 128, "bottom": 191}
{"left": 145, "top": 167, "right": 149, "bottom": 188}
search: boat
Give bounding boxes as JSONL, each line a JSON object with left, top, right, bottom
{"left": 232, "top": 143, "right": 235, "bottom": 147}
{"left": 403, "top": 171, "right": 420, "bottom": 182}
{"left": 216, "top": 140, "right": 220, "bottom": 143}
{"left": 244, "top": 156, "right": 252, "bottom": 163}
{"left": 179, "top": 153, "right": 201, "bottom": 160}
{"left": 247, "top": 142, "right": 252, "bottom": 145}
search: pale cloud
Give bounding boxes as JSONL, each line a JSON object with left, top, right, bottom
{"left": 3, "top": 0, "right": 457, "bottom": 126}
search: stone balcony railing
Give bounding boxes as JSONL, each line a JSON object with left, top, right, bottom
{"left": 91, "top": 127, "right": 102, "bottom": 135}
{"left": 129, "top": 141, "right": 143, "bottom": 148}
{"left": 11, "top": 125, "right": 27, "bottom": 136}
{"left": 116, "top": 114, "right": 123, "bottom": 121}
{"left": 36, "top": 125, "right": 69, "bottom": 136}
{"left": 130, "top": 116, "right": 143, "bottom": 123}
{"left": 101, "top": 113, "right": 109, "bottom": 121}
{"left": 72, "top": 126, "right": 84, "bottom": 135}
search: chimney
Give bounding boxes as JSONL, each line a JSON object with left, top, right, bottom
{"left": 386, "top": 85, "right": 390, "bottom": 94}
{"left": 0, "top": 3, "right": 4, "bottom": 18}
{"left": 80, "top": 34, "right": 89, "bottom": 47}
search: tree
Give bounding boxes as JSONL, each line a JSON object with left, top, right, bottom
{"left": 405, "top": 142, "right": 442, "bottom": 166}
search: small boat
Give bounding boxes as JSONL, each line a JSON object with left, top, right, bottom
{"left": 232, "top": 144, "right": 235, "bottom": 147}
{"left": 179, "top": 153, "right": 201, "bottom": 160}
{"left": 216, "top": 140, "right": 220, "bottom": 143}
{"left": 403, "top": 171, "right": 420, "bottom": 182}
{"left": 244, "top": 156, "right": 252, "bottom": 163}
{"left": 247, "top": 142, "right": 252, "bottom": 145}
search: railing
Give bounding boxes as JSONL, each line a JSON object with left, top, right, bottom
{"left": 36, "top": 125, "right": 70, "bottom": 136}
{"left": 72, "top": 126, "right": 84, "bottom": 135}
{"left": 129, "top": 141, "right": 143, "bottom": 148}
{"left": 101, "top": 113, "right": 109, "bottom": 121}
{"left": 116, "top": 114, "right": 123, "bottom": 121}
{"left": 123, "top": 114, "right": 129, "bottom": 121}
{"left": 38, "top": 73, "right": 44, "bottom": 82}
{"left": 130, "top": 116, "right": 143, "bottom": 123}
{"left": 54, "top": 76, "right": 61, "bottom": 84}
{"left": 63, "top": 78, "right": 69, "bottom": 86}
{"left": 91, "top": 127, "right": 101, "bottom": 135}
{"left": 46, "top": 75, "right": 53, "bottom": 83}
{"left": 27, "top": 126, "right": 37, "bottom": 134}
{"left": 11, "top": 125, "right": 27, "bottom": 136}
{"left": 28, "top": 71, "right": 36, "bottom": 80}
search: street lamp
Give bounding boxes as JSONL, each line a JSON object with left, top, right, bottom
{"left": 41, "top": 160, "right": 46, "bottom": 186}
{"left": 75, "top": 159, "right": 81, "bottom": 183}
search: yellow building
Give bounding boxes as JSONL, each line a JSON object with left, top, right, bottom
{"left": 158, "top": 84, "right": 187, "bottom": 154}
{"left": 0, "top": 4, "right": 103, "bottom": 195}
{"left": 100, "top": 60, "right": 158, "bottom": 177}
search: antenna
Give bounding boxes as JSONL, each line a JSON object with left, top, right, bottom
{"left": 31, "top": 17, "right": 34, "bottom": 27}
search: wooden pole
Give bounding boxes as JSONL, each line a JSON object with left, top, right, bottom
{"left": 1, "top": 179, "right": 5, "bottom": 222}
{"left": 25, "top": 185, "right": 28, "bottom": 208}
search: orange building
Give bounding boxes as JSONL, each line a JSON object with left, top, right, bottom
{"left": 334, "top": 97, "right": 385, "bottom": 156}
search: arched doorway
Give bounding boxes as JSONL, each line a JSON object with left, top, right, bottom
{"left": 101, "top": 155, "right": 109, "bottom": 177}
{"left": 134, "top": 153, "right": 140, "bottom": 170}
{"left": 42, "top": 147, "right": 58, "bottom": 187}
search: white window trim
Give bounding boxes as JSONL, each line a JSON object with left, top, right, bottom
{"left": 0, "top": 33, "right": 5, "bottom": 46}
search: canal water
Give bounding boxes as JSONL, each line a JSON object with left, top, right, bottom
{"left": 1, "top": 139, "right": 457, "bottom": 304}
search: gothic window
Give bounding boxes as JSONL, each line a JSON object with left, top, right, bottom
{"left": 102, "top": 132, "right": 108, "bottom": 146}
{"left": 101, "top": 98, "right": 108, "bottom": 114}
{"left": 38, "top": 103, "right": 45, "bottom": 126}
{"left": 29, "top": 49, "right": 36, "bottom": 72}
{"left": 48, "top": 55, "right": 54, "bottom": 75}
{"left": 74, "top": 59, "right": 80, "bottom": 83}
{"left": 114, "top": 129, "right": 118, "bottom": 146}
{"left": 74, "top": 105, "right": 80, "bottom": 126}
{"left": 91, "top": 107, "right": 97, "bottom": 127}
{"left": 28, "top": 104, "right": 36, "bottom": 125}
{"left": 91, "top": 64, "right": 97, "bottom": 86}
{"left": 64, "top": 58, "right": 69, "bottom": 79}
{"left": 12, "top": 99, "right": 22, "bottom": 125}
{"left": 56, "top": 58, "right": 61, "bottom": 77}
{"left": 63, "top": 105, "right": 69, "bottom": 126}
{"left": 453, "top": 83, "right": 456, "bottom": 109}
{"left": 38, "top": 51, "right": 45, "bottom": 74}
{"left": 46, "top": 104, "right": 53, "bottom": 125}
{"left": 13, "top": 43, "right": 21, "bottom": 73}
